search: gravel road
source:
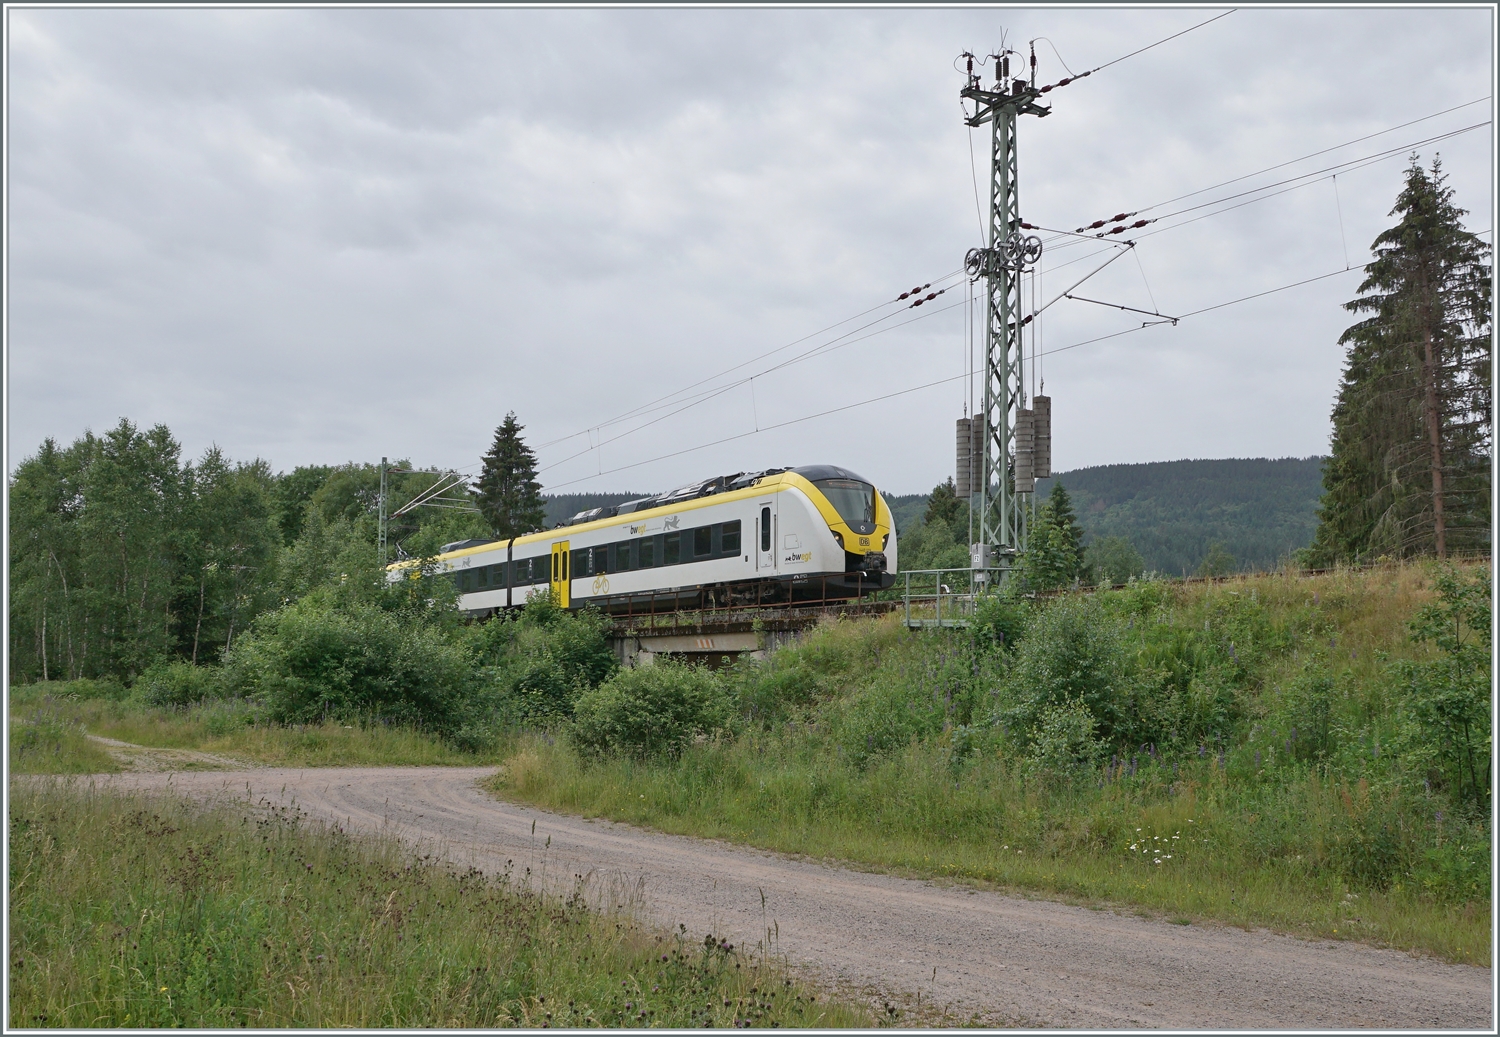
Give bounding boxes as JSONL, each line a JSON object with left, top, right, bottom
{"left": 85, "top": 765, "right": 1491, "bottom": 1028}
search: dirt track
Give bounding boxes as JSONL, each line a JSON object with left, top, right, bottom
{"left": 82, "top": 765, "right": 1490, "bottom": 1028}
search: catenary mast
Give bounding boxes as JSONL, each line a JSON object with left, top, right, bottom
{"left": 960, "top": 47, "right": 1049, "bottom": 580}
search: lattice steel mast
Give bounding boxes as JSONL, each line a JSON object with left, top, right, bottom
{"left": 960, "top": 48, "right": 1048, "bottom": 576}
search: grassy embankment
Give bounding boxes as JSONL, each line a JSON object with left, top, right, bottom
{"left": 489, "top": 564, "right": 1492, "bottom": 966}
{"left": 8, "top": 686, "right": 489, "bottom": 773}
{"left": 9, "top": 779, "right": 872, "bottom": 1028}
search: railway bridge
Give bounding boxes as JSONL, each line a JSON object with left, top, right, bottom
{"left": 608, "top": 599, "right": 900, "bottom": 667}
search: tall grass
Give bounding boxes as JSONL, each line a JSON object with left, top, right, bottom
{"left": 9, "top": 780, "right": 872, "bottom": 1028}
{"left": 490, "top": 563, "right": 1492, "bottom": 966}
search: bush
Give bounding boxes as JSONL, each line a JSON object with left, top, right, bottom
{"left": 134, "top": 660, "right": 223, "bottom": 708}
{"left": 1025, "top": 699, "right": 1106, "bottom": 787}
{"left": 470, "top": 599, "right": 618, "bottom": 723}
{"left": 226, "top": 594, "right": 479, "bottom": 737}
{"left": 999, "top": 596, "right": 1145, "bottom": 749}
{"left": 571, "top": 662, "right": 733, "bottom": 759}
{"left": 972, "top": 593, "right": 1029, "bottom": 653}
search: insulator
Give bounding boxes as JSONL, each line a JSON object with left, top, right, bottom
{"left": 966, "top": 56, "right": 973, "bottom": 74}
{"left": 1132, "top": 219, "right": 1149, "bottom": 228}
{"left": 1020, "top": 222, "right": 1035, "bottom": 230}
{"left": 1111, "top": 213, "right": 1128, "bottom": 222}
{"left": 1022, "top": 314, "right": 1034, "bottom": 325}
{"left": 1040, "top": 85, "right": 1053, "bottom": 93}
{"left": 898, "top": 291, "right": 909, "bottom": 300}
{"left": 912, "top": 286, "right": 922, "bottom": 294}
{"left": 1058, "top": 77, "right": 1071, "bottom": 86}
{"left": 1108, "top": 226, "right": 1126, "bottom": 235}
{"left": 1001, "top": 56, "right": 1009, "bottom": 79}
{"left": 911, "top": 299, "right": 923, "bottom": 307}
{"left": 926, "top": 292, "right": 937, "bottom": 301}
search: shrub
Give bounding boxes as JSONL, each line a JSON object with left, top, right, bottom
{"left": 972, "top": 593, "right": 1030, "bottom": 653}
{"left": 134, "top": 660, "right": 223, "bottom": 708}
{"left": 470, "top": 600, "right": 618, "bottom": 723}
{"left": 1000, "top": 596, "right": 1145, "bottom": 748}
{"left": 1025, "top": 699, "right": 1106, "bottom": 788}
{"left": 225, "top": 594, "right": 479, "bottom": 736}
{"left": 571, "top": 662, "right": 733, "bottom": 759}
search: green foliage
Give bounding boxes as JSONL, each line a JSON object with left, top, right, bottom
{"left": 1395, "top": 565, "right": 1491, "bottom": 808}
{"left": 1017, "top": 483, "right": 1089, "bottom": 591}
{"left": 498, "top": 565, "right": 1494, "bottom": 967}
{"left": 1036, "top": 457, "right": 1326, "bottom": 576}
{"left": 477, "top": 412, "right": 545, "bottom": 538}
{"left": 1089, "top": 535, "right": 1146, "bottom": 586}
{"left": 972, "top": 592, "right": 1030, "bottom": 653}
{"left": 135, "top": 660, "right": 224, "bottom": 709}
{"left": 571, "top": 662, "right": 733, "bottom": 759}
{"left": 922, "top": 477, "right": 963, "bottom": 527}
{"left": 833, "top": 648, "right": 981, "bottom": 768}
{"left": 225, "top": 594, "right": 479, "bottom": 737}
{"left": 1024, "top": 699, "right": 1106, "bottom": 788}
{"left": 999, "top": 597, "right": 1143, "bottom": 747}
{"left": 1310, "top": 159, "right": 1491, "bottom": 563}
{"left": 1196, "top": 541, "right": 1236, "bottom": 578}
{"left": 470, "top": 597, "right": 619, "bottom": 724}
{"left": 9, "top": 782, "right": 865, "bottom": 1028}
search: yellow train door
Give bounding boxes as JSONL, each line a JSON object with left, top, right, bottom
{"left": 550, "top": 541, "right": 570, "bottom": 607}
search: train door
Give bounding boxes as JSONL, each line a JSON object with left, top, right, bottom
{"left": 755, "top": 500, "right": 776, "bottom": 572}
{"left": 550, "top": 541, "right": 571, "bottom": 607}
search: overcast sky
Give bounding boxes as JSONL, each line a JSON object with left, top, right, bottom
{"left": 6, "top": 6, "right": 1493, "bottom": 495}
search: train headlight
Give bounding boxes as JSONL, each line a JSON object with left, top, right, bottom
{"left": 882, "top": 533, "right": 889, "bottom": 550}
{"left": 832, "top": 531, "right": 844, "bottom": 548}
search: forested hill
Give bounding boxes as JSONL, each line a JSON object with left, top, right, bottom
{"left": 889, "top": 457, "right": 1325, "bottom": 575}
{"left": 1035, "top": 457, "right": 1325, "bottom": 574}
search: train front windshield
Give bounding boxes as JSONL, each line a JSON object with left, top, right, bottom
{"left": 814, "top": 478, "right": 877, "bottom": 527}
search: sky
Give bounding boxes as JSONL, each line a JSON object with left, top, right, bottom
{"left": 6, "top": 6, "right": 1494, "bottom": 495}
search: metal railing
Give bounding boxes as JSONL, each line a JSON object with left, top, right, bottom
{"left": 899, "top": 568, "right": 1010, "bottom": 629}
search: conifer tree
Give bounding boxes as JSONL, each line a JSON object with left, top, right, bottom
{"left": 477, "top": 413, "right": 546, "bottom": 538}
{"left": 1310, "top": 158, "right": 1491, "bottom": 562}
{"left": 1017, "top": 482, "right": 1089, "bottom": 590}
{"left": 923, "top": 477, "right": 964, "bottom": 530}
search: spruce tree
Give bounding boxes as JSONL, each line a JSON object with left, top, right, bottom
{"left": 1310, "top": 158, "right": 1491, "bottom": 562}
{"left": 923, "top": 478, "right": 965, "bottom": 531}
{"left": 1017, "top": 483, "right": 1089, "bottom": 591}
{"left": 477, "top": 413, "right": 546, "bottom": 538}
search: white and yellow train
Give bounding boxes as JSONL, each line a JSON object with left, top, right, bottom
{"left": 387, "top": 465, "right": 897, "bottom": 615}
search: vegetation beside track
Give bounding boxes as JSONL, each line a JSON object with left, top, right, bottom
{"left": 489, "top": 562, "right": 1492, "bottom": 966}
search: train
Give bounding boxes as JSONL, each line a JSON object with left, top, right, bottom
{"left": 386, "top": 464, "right": 898, "bottom": 615}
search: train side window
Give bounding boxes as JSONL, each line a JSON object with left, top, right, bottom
{"left": 721, "top": 520, "right": 741, "bottom": 556}
{"left": 496, "top": 562, "right": 508, "bottom": 588}
{"left": 663, "top": 531, "right": 681, "bottom": 565}
{"left": 616, "top": 541, "right": 632, "bottom": 571}
{"left": 572, "top": 548, "right": 590, "bottom": 578}
{"left": 638, "top": 536, "right": 656, "bottom": 568}
{"left": 760, "top": 508, "right": 771, "bottom": 551}
{"left": 476, "top": 566, "right": 489, "bottom": 589}
{"left": 593, "top": 545, "right": 609, "bottom": 574}
{"left": 693, "top": 526, "right": 712, "bottom": 558}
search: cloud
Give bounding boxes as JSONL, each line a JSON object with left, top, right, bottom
{"left": 7, "top": 7, "right": 1492, "bottom": 494}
